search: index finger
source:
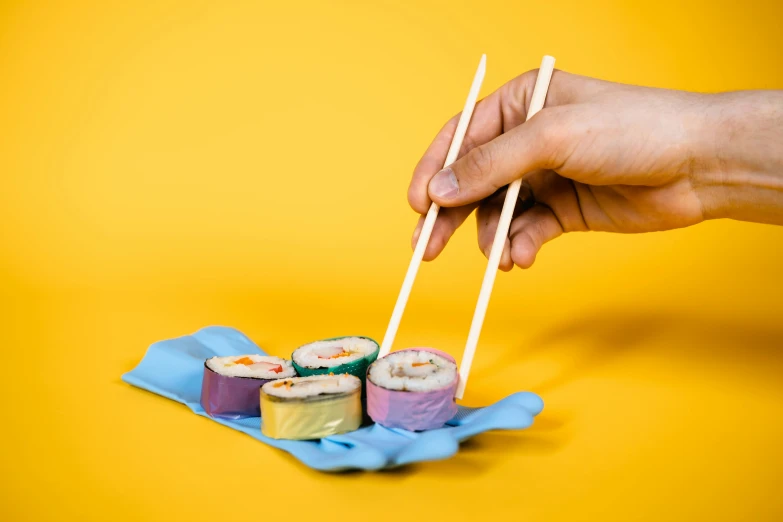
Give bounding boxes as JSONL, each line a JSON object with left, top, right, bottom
{"left": 407, "top": 91, "right": 504, "bottom": 214}
{"left": 407, "top": 69, "right": 598, "bottom": 214}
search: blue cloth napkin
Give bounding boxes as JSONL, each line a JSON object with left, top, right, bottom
{"left": 122, "top": 326, "right": 544, "bottom": 471}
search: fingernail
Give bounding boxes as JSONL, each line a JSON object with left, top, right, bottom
{"left": 429, "top": 168, "right": 459, "bottom": 199}
{"left": 411, "top": 216, "right": 424, "bottom": 248}
{"left": 501, "top": 245, "right": 512, "bottom": 271}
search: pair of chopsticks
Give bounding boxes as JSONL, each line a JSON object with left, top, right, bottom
{"left": 378, "top": 54, "right": 556, "bottom": 400}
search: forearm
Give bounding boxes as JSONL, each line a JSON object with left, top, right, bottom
{"left": 693, "top": 90, "right": 783, "bottom": 225}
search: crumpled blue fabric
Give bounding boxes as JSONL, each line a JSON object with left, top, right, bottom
{"left": 122, "top": 326, "right": 544, "bottom": 471}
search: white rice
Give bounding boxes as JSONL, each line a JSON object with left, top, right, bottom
{"left": 206, "top": 354, "right": 295, "bottom": 379}
{"left": 368, "top": 350, "right": 457, "bottom": 392}
{"left": 292, "top": 337, "right": 378, "bottom": 369}
{"left": 261, "top": 374, "right": 361, "bottom": 399}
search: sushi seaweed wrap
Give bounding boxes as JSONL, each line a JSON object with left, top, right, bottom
{"left": 200, "top": 355, "right": 295, "bottom": 419}
{"left": 291, "top": 336, "right": 379, "bottom": 383}
{"left": 260, "top": 374, "right": 362, "bottom": 440}
{"left": 366, "top": 348, "right": 459, "bottom": 431}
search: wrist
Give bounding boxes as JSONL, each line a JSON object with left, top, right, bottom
{"left": 690, "top": 91, "right": 783, "bottom": 224}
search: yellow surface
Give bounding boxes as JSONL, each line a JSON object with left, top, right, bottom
{"left": 2, "top": 0, "right": 782, "bottom": 520}
{"left": 260, "top": 387, "right": 362, "bottom": 440}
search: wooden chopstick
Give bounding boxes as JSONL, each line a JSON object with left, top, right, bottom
{"left": 455, "top": 56, "right": 556, "bottom": 399}
{"left": 378, "top": 54, "right": 487, "bottom": 359}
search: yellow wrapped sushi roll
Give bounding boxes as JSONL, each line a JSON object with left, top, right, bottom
{"left": 260, "top": 374, "right": 362, "bottom": 440}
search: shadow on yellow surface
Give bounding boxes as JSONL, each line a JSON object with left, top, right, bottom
{"left": 523, "top": 310, "right": 783, "bottom": 393}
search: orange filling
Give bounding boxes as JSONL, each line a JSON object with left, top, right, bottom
{"left": 234, "top": 357, "right": 255, "bottom": 365}
{"left": 317, "top": 347, "right": 352, "bottom": 360}
{"left": 411, "top": 362, "right": 431, "bottom": 367}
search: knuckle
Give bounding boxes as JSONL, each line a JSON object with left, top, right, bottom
{"left": 460, "top": 145, "right": 494, "bottom": 185}
{"left": 536, "top": 110, "right": 563, "bottom": 145}
{"left": 532, "top": 108, "right": 570, "bottom": 168}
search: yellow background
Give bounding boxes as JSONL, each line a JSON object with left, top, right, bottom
{"left": 2, "top": 0, "right": 782, "bottom": 520}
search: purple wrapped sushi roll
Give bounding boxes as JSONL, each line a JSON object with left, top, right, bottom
{"left": 200, "top": 355, "right": 295, "bottom": 419}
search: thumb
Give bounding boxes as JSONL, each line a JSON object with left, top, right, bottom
{"left": 427, "top": 108, "right": 566, "bottom": 207}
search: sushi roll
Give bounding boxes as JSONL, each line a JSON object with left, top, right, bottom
{"left": 291, "top": 337, "right": 379, "bottom": 383}
{"left": 260, "top": 374, "right": 362, "bottom": 440}
{"left": 200, "top": 354, "right": 295, "bottom": 419}
{"left": 366, "top": 348, "right": 459, "bottom": 431}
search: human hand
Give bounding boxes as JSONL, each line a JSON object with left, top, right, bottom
{"left": 408, "top": 70, "right": 783, "bottom": 269}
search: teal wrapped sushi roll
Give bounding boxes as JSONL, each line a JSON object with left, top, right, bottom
{"left": 291, "top": 336, "right": 379, "bottom": 384}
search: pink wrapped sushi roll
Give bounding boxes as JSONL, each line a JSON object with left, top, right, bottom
{"left": 366, "top": 348, "right": 459, "bottom": 431}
